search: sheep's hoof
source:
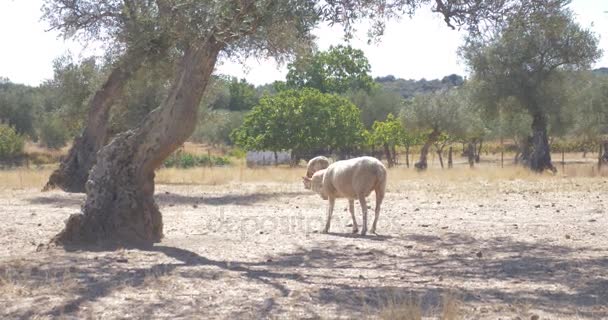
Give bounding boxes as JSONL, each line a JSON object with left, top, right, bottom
{"left": 352, "top": 228, "right": 359, "bottom": 234}
{"left": 321, "top": 229, "right": 329, "bottom": 234}
{"left": 360, "top": 229, "right": 367, "bottom": 236}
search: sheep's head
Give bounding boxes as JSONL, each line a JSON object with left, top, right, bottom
{"left": 302, "top": 169, "right": 327, "bottom": 199}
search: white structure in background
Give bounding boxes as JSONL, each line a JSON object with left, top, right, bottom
{"left": 246, "top": 151, "right": 292, "bottom": 167}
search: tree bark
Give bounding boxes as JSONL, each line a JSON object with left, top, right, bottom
{"left": 415, "top": 129, "right": 440, "bottom": 170}
{"left": 467, "top": 142, "right": 475, "bottom": 168}
{"left": 448, "top": 146, "right": 453, "bottom": 169}
{"left": 44, "top": 53, "right": 146, "bottom": 193}
{"left": 405, "top": 145, "right": 410, "bottom": 168}
{"left": 602, "top": 141, "right": 608, "bottom": 164}
{"left": 528, "top": 113, "right": 556, "bottom": 172}
{"left": 53, "top": 43, "right": 222, "bottom": 245}
{"left": 475, "top": 139, "right": 482, "bottom": 163}
{"left": 436, "top": 147, "right": 444, "bottom": 169}
{"left": 383, "top": 143, "right": 394, "bottom": 168}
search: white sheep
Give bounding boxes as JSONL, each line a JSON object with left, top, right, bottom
{"left": 306, "top": 156, "right": 330, "bottom": 178}
{"left": 302, "top": 156, "right": 387, "bottom": 235}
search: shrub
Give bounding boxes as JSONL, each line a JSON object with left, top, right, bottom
{"left": 163, "top": 152, "right": 230, "bottom": 168}
{"left": 0, "top": 123, "right": 24, "bottom": 159}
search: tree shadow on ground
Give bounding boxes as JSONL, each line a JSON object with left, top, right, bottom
{"left": 3, "top": 231, "right": 607, "bottom": 319}
{"left": 26, "top": 195, "right": 84, "bottom": 207}
{"left": 151, "top": 190, "right": 309, "bottom": 206}
{"left": 26, "top": 190, "right": 309, "bottom": 209}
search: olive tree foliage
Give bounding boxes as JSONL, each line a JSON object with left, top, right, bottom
{"left": 42, "top": 0, "right": 541, "bottom": 244}
{"left": 346, "top": 88, "right": 403, "bottom": 128}
{"left": 231, "top": 88, "right": 365, "bottom": 162}
{"left": 286, "top": 45, "right": 375, "bottom": 94}
{"left": 0, "top": 80, "right": 36, "bottom": 138}
{"left": 401, "top": 89, "right": 467, "bottom": 169}
{"left": 460, "top": 0, "right": 601, "bottom": 172}
{"left": 566, "top": 72, "right": 608, "bottom": 150}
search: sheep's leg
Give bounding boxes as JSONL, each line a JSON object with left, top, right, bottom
{"left": 371, "top": 189, "right": 384, "bottom": 234}
{"left": 348, "top": 199, "right": 358, "bottom": 233}
{"left": 359, "top": 196, "right": 368, "bottom": 236}
{"left": 322, "top": 196, "right": 335, "bottom": 234}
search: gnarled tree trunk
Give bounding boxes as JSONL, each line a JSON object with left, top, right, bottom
{"left": 528, "top": 113, "right": 556, "bottom": 172}
{"left": 44, "top": 54, "right": 145, "bottom": 193}
{"left": 383, "top": 143, "right": 394, "bottom": 168}
{"left": 53, "top": 43, "right": 222, "bottom": 244}
{"left": 415, "top": 129, "right": 440, "bottom": 170}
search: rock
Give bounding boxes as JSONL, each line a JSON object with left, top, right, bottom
{"left": 535, "top": 204, "right": 541, "bottom": 208}
{"left": 358, "top": 275, "right": 365, "bottom": 279}
{"left": 530, "top": 315, "right": 539, "bottom": 320}
{"left": 565, "top": 235, "right": 571, "bottom": 239}
{"left": 116, "top": 258, "right": 128, "bottom": 263}
{"left": 476, "top": 251, "right": 483, "bottom": 258}
{"left": 588, "top": 219, "right": 597, "bottom": 222}
{"left": 193, "top": 204, "right": 198, "bottom": 208}
{"left": 414, "top": 208, "right": 420, "bottom": 212}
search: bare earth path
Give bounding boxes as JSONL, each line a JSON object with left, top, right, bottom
{"left": 1, "top": 176, "right": 607, "bottom": 319}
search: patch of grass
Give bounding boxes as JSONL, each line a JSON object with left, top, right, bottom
{"left": 373, "top": 291, "right": 461, "bottom": 320}
{"left": 163, "top": 152, "right": 230, "bottom": 168}
{"left": 0, "top": 168, "right": 55, "bottom": 190}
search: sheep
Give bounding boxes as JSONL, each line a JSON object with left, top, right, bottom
{"left": 306, "top": 156, "right": 330, "bottom": 178}
{"left": 302, "top": 156, "right": 387, "bottom": 236}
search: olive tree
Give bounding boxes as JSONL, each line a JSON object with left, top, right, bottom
{"left": 401, "top": 90, "right": 466, "bottom": 170}
{"left": 461, "top": 0, "right": 601, "bottom": 172}
{"left": 44, "top": 0, "right": 539, "bottom": 244}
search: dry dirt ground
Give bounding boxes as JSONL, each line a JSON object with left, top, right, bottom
{"left": 1, "top": 172, "right": 607, "bottom": 319}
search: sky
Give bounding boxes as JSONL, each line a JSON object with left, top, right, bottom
{"left": 1, "top": 0, "right": 607, "bottom": 86}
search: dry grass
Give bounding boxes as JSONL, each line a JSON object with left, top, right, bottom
{"left": 0, "top": 168, "right": 55, "bottom": 190}
{"left": 1, "top": 160, "right": 606, "bottom": 190}
{"left": 373, "top": 291, "right": 461, "bottom": 320}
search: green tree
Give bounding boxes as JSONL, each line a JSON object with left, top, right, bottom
{"left": 228, "top": 77, "right": 259, "bottom": 111}
{"left": 370, "top": 114, "right": 405, "bottom": 167}
{"left": 401, "top": 90, "right": 467, "bottom": 170}
{"left": 231, "top": 88, "right": 365, "bottom": 161}
{"left": 286, "top": 45, "right": 375, "bottom": 94}
{"left": 0, "top": 80, "right": 36, "bottom": 137}
{"left": 0, "top": 123, "right": 24, "bottom": 160}
{"left": 461, "top": 1, "right": 601, "bottom": 172}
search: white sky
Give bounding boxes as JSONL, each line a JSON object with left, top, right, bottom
{"left": 1, "top": 0, "right": 606, "bottom": 86}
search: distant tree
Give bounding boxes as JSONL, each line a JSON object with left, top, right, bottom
{"left": 0, "top": 123, "right": 24, "bottom": 160}
{"left": 286, "top": 45, "right": 375, "bottom": 94}
{"left": 567, "top": 72, "right": 608, "bottom": 154}
{"left": 0, "top": 80, "right": 36, "bottom": 137}
{"left": 346, "top": 88, "right": 403, "bottom": 128}
{"left": 370, "top": 113, "right": 405, "bottom": 167}
{"left": 401, "top": 90, "right": 467, "bottom": 170}
{"left": 44, "top": 56, "right": 104, "bottom": 136}
{"left": 461, "top": 1, "right": 601, "bottom": 172}
{"left": 231, "top": 88, "right": 365, "bottom": 161}
{"left": 227, "top": 77, "right": 259, "bottom": 111}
